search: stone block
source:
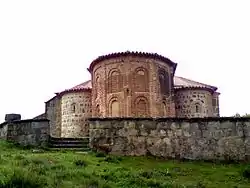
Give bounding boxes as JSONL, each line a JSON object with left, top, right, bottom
{"left": 5, "top": 114, "right": 21, "bottom": 122}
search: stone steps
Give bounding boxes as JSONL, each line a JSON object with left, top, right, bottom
{"left": 48, "top": 136, "right": 90, "bottom": 151}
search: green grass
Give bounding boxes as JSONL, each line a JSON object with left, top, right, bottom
{"left": 0, "top": 140, "right": 249, "bottom": 188}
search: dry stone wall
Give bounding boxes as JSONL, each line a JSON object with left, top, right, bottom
{"left": 0, "top": 119, "right": 49, "bottom": 146}
{"left": 89, "top": 117, "right": 250, "bottom": 161}
{"left": 0, "top": 123, "right": 8, "bottom": 139}
{"left": 61, "top": 91, "right": 91, "bottom": 138}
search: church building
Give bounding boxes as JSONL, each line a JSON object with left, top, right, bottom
{"left": 44, "top": 51, "right": 220, "bottom": 138}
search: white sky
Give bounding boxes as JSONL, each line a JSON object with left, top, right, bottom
{"left": 0, "top": 0, "right": 249, "bottom": 122}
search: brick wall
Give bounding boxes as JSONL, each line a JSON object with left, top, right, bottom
{"left": 91, "top": 55, "right": 176, "bottom": 118}
{"left": 89, "top": 117, "right": 250, "bottom": 161}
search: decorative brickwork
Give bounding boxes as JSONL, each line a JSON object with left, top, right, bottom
{"left": 90, "top": 55, "right": 176, "bottom": 118}
{"left": 43, "top": 51, "right": 220, "bottom": 138}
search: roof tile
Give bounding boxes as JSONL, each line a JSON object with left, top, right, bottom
{"left": 58, "top": 76, "right": 217, "bottom": 94}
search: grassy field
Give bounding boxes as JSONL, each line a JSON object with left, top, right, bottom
{"left": 0, "top": 141, "right": 250, "bottom": 188}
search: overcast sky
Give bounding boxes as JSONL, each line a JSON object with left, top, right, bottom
{"left": 0, "top": 0, "right": 249, "bottom": 122}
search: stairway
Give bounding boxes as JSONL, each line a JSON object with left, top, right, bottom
{"left": 48, "top": 136, "right": 91, "bottom": 151}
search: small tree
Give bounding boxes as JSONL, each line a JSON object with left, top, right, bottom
{"left": 232, "top": 113, "right": 250, "bottom": 117}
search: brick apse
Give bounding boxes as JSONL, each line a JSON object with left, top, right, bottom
{"left": 44, "top": 51, "right": 220, "bottom": 138}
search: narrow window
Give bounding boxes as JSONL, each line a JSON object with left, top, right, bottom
{"left": 195, "top": 103, "right": 201, "bottom": 113}
{"left": 158, "top": 69, "right": 170, "bottom": 96}
{"left": 95, "top": 76, "right": 100, "bottom": 98}
{"left": 96, "top": 105, "right": 100, "bottom": 117}
{"left": 71, "top": 103, "right": 76, "bottom": 113}
{"left": 163, "top": 102, "right": 167, "bottom": 116}
{"left": 110, "top": 100, "right": 119, "bottom": 117}
{"left": 108, "top": 69, "right": 121, "bottom": 93}
{"left": 134, "top": 68, "right": 149, "bottom": 92}
{"left": 135, "top": 97, "right": 149, "bottom": 117}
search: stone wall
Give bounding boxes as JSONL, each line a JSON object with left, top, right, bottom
{"left": 175, "top": 89, "right": 214, "bottom": 118}
{"left": 0, "top": 123, "right": 8, "bottom": 139}
{"left": 0, "top": 119, "right": 49, "bottom": 146}
{"left": 91, "top": 55, "right": 176, "bottom": 118}
{"left": 89, "top": 117, "right": 250, "bottom": 161}
{"left": 60, "top": 91, "right": 91, "bottom": 138}
{"left": 212, "top": 92, "right": 220, "bottom": 117}
{"left": 46, "top": 96, "right": 61, "bottom": 137}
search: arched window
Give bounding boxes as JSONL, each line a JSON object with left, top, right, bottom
{"left": 108, "top": 69, "right": 122, "bottom": 93}
{"left": 158, "top": 69, "right": 170, "bottom": 96}
{"left": 71, "top": 103, "right": 76, "bottom": 113}
{"left": 134, "top": 68, "right": 149, "bottom": 92}
{"left": 135, "top": 97, "right": 149, "bottom": 117}
{"left": 96, "top": 104, "right": 100, "bottom": 117}
{"left": 95, "top": 76, "right": 100, "bottom": 98}
{"left": 109, "top": 99, "right": 119, "bottom": 117}
{"left": 80, "top": 103, "right": 85, "bottom": 113}
{"left": 195, "top": 103, "right": 202, "bottom": 113}
{"left": 162, "top": 102, "right": 167, "bottom": 116}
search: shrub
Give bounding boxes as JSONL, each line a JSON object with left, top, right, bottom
{"left": 96, "top": 152, "right": 106, "bottom": 158}
{"left": 0, "top": 170, "right": 47, "bottom": 188}
{"left": 103, "top": 156, "right": 123, "bottom": 163}
{"left": 242, "top": 165, "right": 250, "bottom": 179}
{"left": 74, "top": 159, "right": 87, "bottom": 167}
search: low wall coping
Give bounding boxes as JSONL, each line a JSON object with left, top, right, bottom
{"left": 0, "top": 118, "right": 49, "bottom": 128}
{"left": 88, "top": 117, "right": 250, "bottom": 122}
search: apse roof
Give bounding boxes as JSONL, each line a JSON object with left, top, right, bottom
{"left": 88, "top": 51, "right": 178, "bottom": 73}
{"left": 55, "top": 75, "right": 217, "bottom": 96}
{"left": 55, "top": 80, "right": 91, "bottom": 96}
{"left": 174, "top": 76, "right": 217, "bottom": 91}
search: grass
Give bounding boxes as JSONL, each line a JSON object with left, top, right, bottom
{"left": 0, "top": 140, "right": 249, "bottom": 187}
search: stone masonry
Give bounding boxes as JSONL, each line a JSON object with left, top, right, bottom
{"left": 46, "top": 96, "right": 61, "bottom": 137}
{"left": 61, "top": 91, "right": 91, "bottom": 138}
{"left": 89, "top": 117, "right": 250, "bottom": 161}
{"left": 44, "top": 51, "right": 220, "bottom": 139}
{"left": 0, "top": 118, "right": 49, "bottom": 147}
{"left": 175, "top": 89, "right": 214, "bottom": 118}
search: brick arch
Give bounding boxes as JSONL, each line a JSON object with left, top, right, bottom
{"left": 108, "top": 97, "right": 120, "bottom": 117}
{"left": 108, "top": 68, "right": 122, "bottom": 93}
{"left": 133, "top": 67, "right": 149, "bottom": 92}
{"left": 95, "top": 104, "right": 101, "bottom": 117}
{"left": 95, "top": 75, "right": 101, "bottom": 99}
{"left": 161, "top": 101, "right": 169, "bottom": 116}
{"left": 158, "top": 68, "right": 170, "bottom": 96}
{"left": 134, "top": 96, "right": 149, "bottom": 117}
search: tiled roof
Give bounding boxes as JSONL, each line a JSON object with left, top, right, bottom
{"left": 56, "top": 80, "right": 92, "bottom": 95}
{"left": 53, "top": 75, "right": 217, "bottom": 99}
{"left": 58, "top": 76, "right": 217, "bottom": 94}
{"left": 33, "top": 113, "right": 46, "bottom": 120}
{"left": 88, "top": 51, "right": 177, "bottom": 73}
{"left": 68, "top": 80, "right": 92, "bottom": 90}
{"left": 174, "top": 76, "right": 217, "bottom": 91}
